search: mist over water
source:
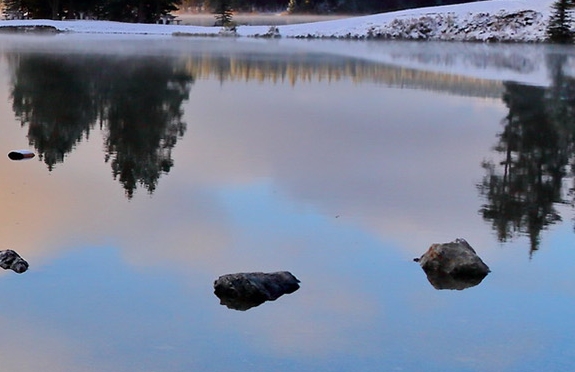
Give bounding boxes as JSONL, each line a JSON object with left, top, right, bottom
{"left": 174, "top": 13, "right": 351, "bottom": 26}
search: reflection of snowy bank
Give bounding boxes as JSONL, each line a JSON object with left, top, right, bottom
{"left": 276, "top": 39, "right": 571, "bottom": 87}
{"left": 0, "top": 32, "right": 569, "bottom": 88}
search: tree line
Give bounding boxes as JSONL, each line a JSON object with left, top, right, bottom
{"left": 2, "top": 0, "right": 180, "bottom": 22}
{"left": 2, "top": 0, "right": 483, "bottom": 22}
{"left": 192, "top": 0, "right": 483, "bottom": 14}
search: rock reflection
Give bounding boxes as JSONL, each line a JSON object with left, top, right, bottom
{"left": 422, "top": 271, "right": 487, "bottom": 290}
{"left": 478, "top": 53, "right": 575, "bottom": 255}
{"left": 9, "top": 53, "right": 193, "bottom": 198}
{"left": 213, "top": 271, "right": 300, "bottom": 311}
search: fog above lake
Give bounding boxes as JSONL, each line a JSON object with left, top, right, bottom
{"left": 1, "top": 35, "right": 573, "bottom": 86}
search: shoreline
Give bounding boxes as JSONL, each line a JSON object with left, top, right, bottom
{"left": 0, "top": 1, "right": 555, "bottom": 42}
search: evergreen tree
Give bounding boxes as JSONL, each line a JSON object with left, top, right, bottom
{"left": 3, "top": 0, "right": 54, "bottom": 19}
{"left": 212, "top": 0, "right": 233, "bottom": 26}
{"left": 547, "top": 0, "right": 574, "bottom": 43}
{"left": 2, "top": 0, "right": 180, "bottom": 21}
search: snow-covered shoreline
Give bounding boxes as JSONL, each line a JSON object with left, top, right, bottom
{"left": 0, "top": 0, "right": 559, "bottom": 42}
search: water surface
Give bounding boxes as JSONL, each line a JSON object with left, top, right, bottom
{"left": 0, "top": 35, "right": 574, "bottom": 372}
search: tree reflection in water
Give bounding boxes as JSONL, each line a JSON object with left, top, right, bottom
{"left": 7, "top": 47, "right": 506, "bottom": 200}
{"left": 478, "top": 53, "right": 575, "bottom": 255}
{"left": 8, "top": 47, "right": 575, "bottom": 247}
{"left": 9, "top": 54, "right": 193, "bottom": 198}
{"left": 10, "top": 55, "right": 98, "bottom": 170}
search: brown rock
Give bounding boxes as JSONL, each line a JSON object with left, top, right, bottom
{"left": 415, "top": 238, "right": 489, "bottom": 290}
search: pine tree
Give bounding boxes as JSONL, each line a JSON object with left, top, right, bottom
{"left": 547, "top": 0, "right": 575, "bottom": 43}
{"left": 213, "top": 0, "right": 233, "bottom": 26}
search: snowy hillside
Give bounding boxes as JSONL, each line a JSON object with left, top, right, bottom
{"left": 278, "top": 0, "right": 556, "bottom": 41}
{"left": 0, "top": 0, "right": 561, "bottom": 42}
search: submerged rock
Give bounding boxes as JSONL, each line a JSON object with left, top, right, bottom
{"left": 415, "top": 238, "right": 489, "bottom": 290}
{"left": 0, "top": 249, "right": 29, "bottom": 273}
{"left": 214, "top": 271, "right": 300, "bottom": 311}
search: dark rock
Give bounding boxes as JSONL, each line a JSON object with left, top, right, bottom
{"left": 214, "top": 271, "right": 300, "bottom": 311}
{"left": 415, "top": 238, "right": 489, "bottom": 290}
{"left": 8, "top": 150, "right": 35, "bottom": 160}
{"left": 0, "top": 249, "right": 29, "bottom": 273}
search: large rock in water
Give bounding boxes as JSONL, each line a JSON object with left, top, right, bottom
{"left": 214, "top": 271, "right": 300, "bottom": 311}
{"left": 0, "top": 249, "right": 28, "bottom": 273}
{"left": 415, "top": 239, "right": 490, "bottom": 290}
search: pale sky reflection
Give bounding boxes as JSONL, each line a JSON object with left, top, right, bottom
{"left": 179, "top": 80, "right": 507, "bottom": 256}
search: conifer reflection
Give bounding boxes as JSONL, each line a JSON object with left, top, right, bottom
{"left": 100, "top": 59, "right": 191, "bottom": 198}
{"left": 10, "top": 54, "right": 193, "bottom": 198}
{"left": 11, "top": 55, "right": 97, "bottom": 171}
{"left": 479, "top": 54, "right": 575, "bottom": 254}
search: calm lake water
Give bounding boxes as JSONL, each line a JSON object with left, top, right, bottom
{"left": 0, "top": 34, "right": 574, "bottom": 372}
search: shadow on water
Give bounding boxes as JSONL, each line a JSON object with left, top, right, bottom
{"left": 478, "top": 53, "right": 575, "bottom": 256}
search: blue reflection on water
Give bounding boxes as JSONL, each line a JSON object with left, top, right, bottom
{"left": 216, "top": 179, "right": 401, "bottom": 276}
{"left": 0, "top": 176, "right": 574, "bottom": 372}
{"left": 0, "top": 247, "right": 207, "bottom": 369}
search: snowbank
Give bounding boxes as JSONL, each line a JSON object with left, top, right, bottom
{"left": 278, "top": 0, "right": 555, "bottom": 41}
{"left": 0, "top": 0, "right": 559, "bottom": 42}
